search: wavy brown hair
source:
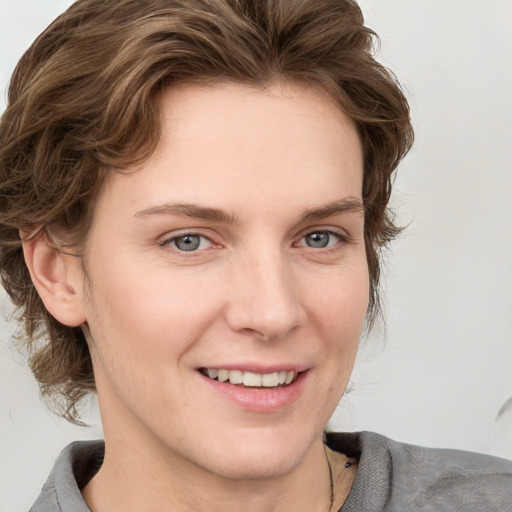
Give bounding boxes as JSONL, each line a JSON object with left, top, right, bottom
{"left": 0, "top": 0, "right": 413, "bottom": 423}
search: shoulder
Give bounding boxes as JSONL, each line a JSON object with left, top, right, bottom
{"left": 29, "top": 440, "right": 104, "bottom": 512}
{"left": 326, "top": 431, "right": 512, "bottom": 512}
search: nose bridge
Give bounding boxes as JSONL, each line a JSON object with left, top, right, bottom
{"left": 226, "top": 243, "right": 303, "bottom": 340}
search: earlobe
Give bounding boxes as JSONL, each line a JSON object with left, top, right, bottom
{"left": 21, "top": 231, "right": 87, "bottom": 327}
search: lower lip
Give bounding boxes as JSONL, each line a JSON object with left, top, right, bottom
{"left": 198, "top": 371, "right": 308, "bottom": 412}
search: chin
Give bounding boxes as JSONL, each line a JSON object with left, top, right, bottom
{"left": 203, "top": 450, "right": 303, "bottom": 481}
{"left": 190, "top": 428, "right": 318, "bottom": 481}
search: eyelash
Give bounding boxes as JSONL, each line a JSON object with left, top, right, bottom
{"left": 294, "top": 229, "right": 348, "bottom": 250}
{"left": 159, "top": 228, "right": 349, "bottom": 255}
{"left": 159, "top": 231, "right": 214, "bottom": 253}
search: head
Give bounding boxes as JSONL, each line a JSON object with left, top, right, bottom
{"left": 0, "top": 0, "right": 412, "bottom": 432}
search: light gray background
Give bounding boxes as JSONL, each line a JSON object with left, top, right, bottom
{"left": 1, "top": 1, "right": 511, "bottom": 510}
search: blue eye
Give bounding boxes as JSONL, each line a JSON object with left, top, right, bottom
{"left": 300, "top": 231, "right": 342, "bottom": 249}
{"left": 164, "top": 234, "right": 212, "bottom": 252}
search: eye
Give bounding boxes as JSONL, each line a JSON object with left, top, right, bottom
{"left": 296, "top": 230, "right": 343, "bottom": 249}
{"left": 161, "top": 233, "right": 213, "bottom": 252}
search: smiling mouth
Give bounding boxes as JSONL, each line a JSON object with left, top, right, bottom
{"left": 199, "top": 368, "right": 299, "bottom": 388}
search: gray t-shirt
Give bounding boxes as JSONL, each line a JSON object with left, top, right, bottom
{"left": 30, "top": 431, "right": 512, "bottom": 511}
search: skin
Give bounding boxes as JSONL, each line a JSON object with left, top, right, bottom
{"left": 26, "top": 81, "right": 368, "bottom": 511}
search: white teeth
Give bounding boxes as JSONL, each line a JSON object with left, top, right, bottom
{"left": 207, "top": 368, "right": 218, "bottom": 379}
{"left": 243, "top": 372, "right": 262, "bottom": 387}
{"left": 203, "top": 368, "right": 298, "bottom": 387}
{"left": 218, "top": 369, "right": 229, "bottom": 382}
{"left": 262, "top": 372, "right": 279, "bottom": 387}
{"left": 228, "top": 369, "right": 243, "bottom": 385}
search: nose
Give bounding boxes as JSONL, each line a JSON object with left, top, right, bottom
{"left": 225, "top": 250, "right": 305, "bottom": 341}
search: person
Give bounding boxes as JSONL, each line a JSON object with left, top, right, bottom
{"left": 0, "top": 0, "right": 511, "bottom": 511}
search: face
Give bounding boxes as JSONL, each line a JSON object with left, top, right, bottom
{"left": 75, "top": 82, "right": 368, "bottom": 480}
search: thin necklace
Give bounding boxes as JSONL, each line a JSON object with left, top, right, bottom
{"left": 325, "top": 448, "right": 334, "bottom": 512}
{"left": 325, "top": 448, "right": 353, "bottom": 512}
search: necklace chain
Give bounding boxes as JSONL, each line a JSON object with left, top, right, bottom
{"left": 325, "top": 448, "right": 334, "bottom": 512}
{"left": 325, "top": 447, "right": 353, "bottom": 512}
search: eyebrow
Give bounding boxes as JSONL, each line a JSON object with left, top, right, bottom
{"left": 134, "top": 197, "right": 364, "bottom": 224}
{"left": 300, "top": 197, "right": 365, "bottom": 222}
{"left": 134, "top": 203, "right": 238, "bottom": 223}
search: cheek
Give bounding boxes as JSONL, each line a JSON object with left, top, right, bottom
{"left": 308, "top": 265, "right": 369, "bottom": 340}
{"left": 83, "top": 259, "right": 222, "bottom": 355}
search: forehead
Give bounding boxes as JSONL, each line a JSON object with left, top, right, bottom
{"left": 94, "top": 81, "right": 363, "bottom": 224}
{"left": 154, "top": 80, "right": 360, "bottom": 169}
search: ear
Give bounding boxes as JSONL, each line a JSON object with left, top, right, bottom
{"left": 21, "top": 232, "right": 87, "bottom": 327}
